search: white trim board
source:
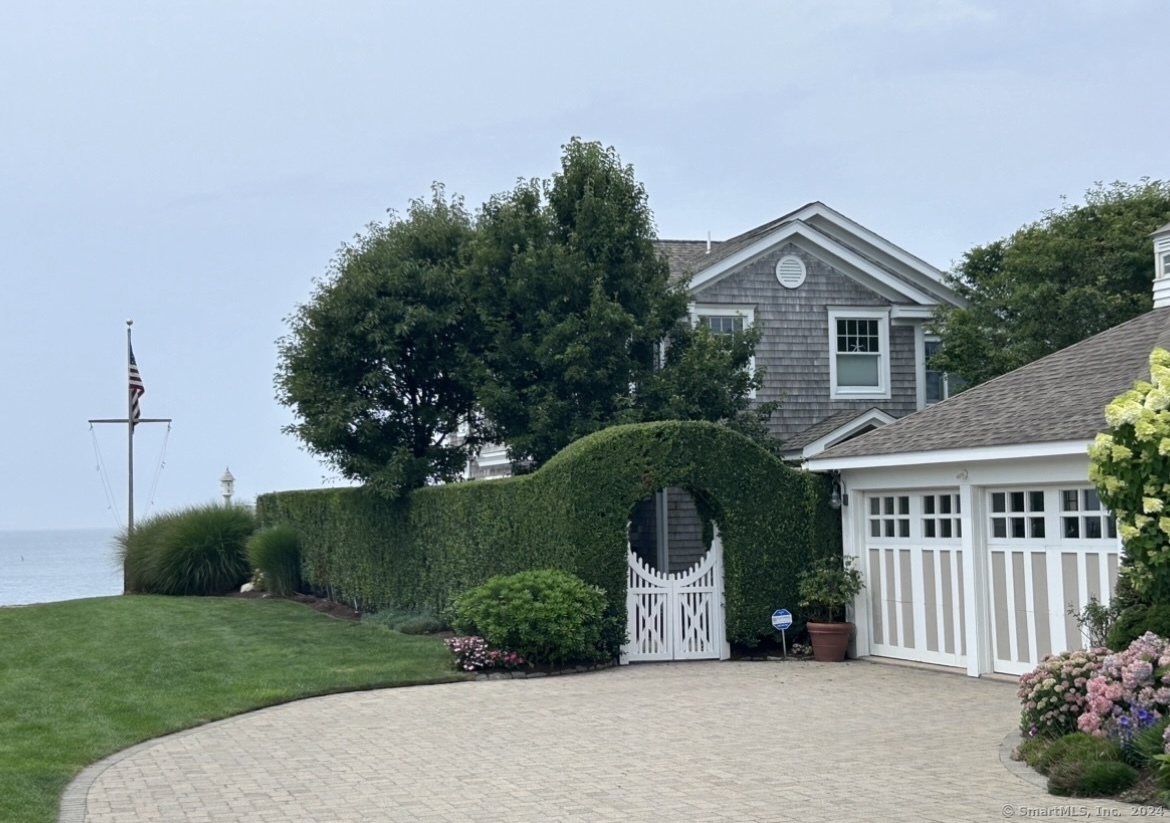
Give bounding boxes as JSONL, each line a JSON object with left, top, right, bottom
{"left": 806, "top": 439, "right": 1092, "bottom": 472}
{"left": 688, "top": 220, "right": 942, "bottom": 306}
{"left": 798, "top": 408, "right": 896, "bottom": 459}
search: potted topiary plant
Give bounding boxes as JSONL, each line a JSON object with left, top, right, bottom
{"left": 797, "top": 555, "right": 865, "bottom": 662}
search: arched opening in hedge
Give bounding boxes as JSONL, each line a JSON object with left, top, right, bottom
{"left": 627, "top": 486, "right": 714, "bottom": 574}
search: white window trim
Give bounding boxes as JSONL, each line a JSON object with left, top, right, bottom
{"left": 1157, "top": 236, "right": 1170, "bottom": 279}
{"left": 828, "top": 307, "right": 891, "bottom": 400}
{"left": 688, "top": 303, "right": 757, "bottom": 398}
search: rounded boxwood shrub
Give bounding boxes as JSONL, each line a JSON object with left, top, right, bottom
{"left": 1107, "top": 604, "right": 1170, "bottom": 651}
{"left": 117, "top": 503, "right": 256, "bottom": 596}
{"left": 450, "top": 569, "right": 615, "bottom": 665}
{"left": 247, "top": 524, "right": 302, "bottom": 597}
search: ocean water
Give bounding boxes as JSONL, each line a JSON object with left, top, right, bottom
{"left": 0, "top": 527, "right": 123, "bottom": 606}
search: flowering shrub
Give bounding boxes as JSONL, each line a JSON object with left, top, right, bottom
{"left": 1088, "top": 347, "right": 1170, "bottom": 600}
{"left": 1019, "top": 648, "right": 1107, "bottom": 738}
{"left": 1078, "top": 633, "right": 1170, "bottom": 750}
{"left": 444, "top": 635, "right": 526, "bottom": 672}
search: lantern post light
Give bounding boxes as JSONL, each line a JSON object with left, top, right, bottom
{"left": 220, "top": 467, "right": 236, "bottom": 507}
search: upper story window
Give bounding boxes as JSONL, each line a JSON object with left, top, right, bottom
{"left": 689, "top": 303, "right": 756, "bottom": 396}
{"left": 924, "top": 339, "right": 964, "bottom": 405}
{"left": 828, "top": 308, "right": 890, "bottom": 400}
{"left": 700, "top": 315, "right": 745, "bottom": 337}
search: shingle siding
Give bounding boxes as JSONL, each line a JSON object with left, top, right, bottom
{"left": 694, "top": 243, "right": 921, "bottom": 442}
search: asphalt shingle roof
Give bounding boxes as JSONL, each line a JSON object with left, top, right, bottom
{"left": 784, "top": 408, "right": 882, "bottom": 450}
{"left": 815, "top": 308, "right": 1170, "bottom": 460}
{"left": 655, "top": 240, "right": 715, "bottom": 285}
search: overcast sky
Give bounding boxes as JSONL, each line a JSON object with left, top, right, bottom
{"left": 2, "top": 0, "right": 1166, "bottom": 530}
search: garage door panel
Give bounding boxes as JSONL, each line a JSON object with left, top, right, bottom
{"left": 863, "top": 492, "right": 965, "bottom": 668}
{"left": 988, "top": 487, "right": 1120, "bottom": 675}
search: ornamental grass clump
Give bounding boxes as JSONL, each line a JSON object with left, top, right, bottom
{"left": 118, "top": 503, "right": 256, "bottom": 596}
{"left": 246, "top": 524, "right": 302, "bottom": 596}
{"left": 1018, "top": 648, "right": 1107, "bottom": 739}
{"left": 1077, "top": 633, "right": 1170, "bottom": 748}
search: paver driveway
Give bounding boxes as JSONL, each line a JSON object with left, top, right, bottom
{"left": 62, "top": 660, "right": 1140, "bottom": 822}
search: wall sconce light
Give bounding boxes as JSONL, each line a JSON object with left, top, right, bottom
{"left": 829, "top": 471, "right": 847, "bottom": 510}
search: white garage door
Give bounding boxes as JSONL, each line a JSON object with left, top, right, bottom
{"left": 987, "top": 486, "right": 1119, "bottom": 676}
{"left": 863, "top": 490, "right": 967, "bottom": 669}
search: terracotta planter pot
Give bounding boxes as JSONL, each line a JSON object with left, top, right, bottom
{"left": 806, "top": 621, "right": 854, "bottom": 662}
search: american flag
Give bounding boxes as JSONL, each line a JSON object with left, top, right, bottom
{"left": 129, "top": 343, "right": 145, "bottom": 424}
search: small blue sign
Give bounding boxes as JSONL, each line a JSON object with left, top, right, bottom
{"left": 771, "top": 608, "right": 793, "bottom": 631}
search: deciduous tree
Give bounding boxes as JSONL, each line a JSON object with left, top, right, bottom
{"left": 275, "top": 187, "right": 482, "bottom": 497}
{"left": 931, "top": 180, "right": 1170, "bottom": 387}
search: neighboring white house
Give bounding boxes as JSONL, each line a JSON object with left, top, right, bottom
{"left": 807, "top": 221, "right": 1170, "bottom": 677}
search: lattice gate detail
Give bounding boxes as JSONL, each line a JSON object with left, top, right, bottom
{"left": 621, "top": 526, "right": 729, "bottom": 663}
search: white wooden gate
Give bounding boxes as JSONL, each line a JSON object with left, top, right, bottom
{"left": 621, "top": 526, "right": 729, "bottom": 663}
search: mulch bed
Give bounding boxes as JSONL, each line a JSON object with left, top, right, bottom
{"left": 223, "top": 590, "right": 362, "bottom": 622}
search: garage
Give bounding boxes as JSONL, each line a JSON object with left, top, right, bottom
{"left": 805, "top": 306, "right": 1170, "bottom": 676}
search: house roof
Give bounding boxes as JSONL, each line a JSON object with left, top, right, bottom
{"left": 782, "top": 407, "right": 897, "bottom": 461}
{"left": 810, "top": 307, "right": 1170, "bottom": 462}
{"left": 657, "top": 240, "right": 714, "bottom": 286}
{"left": 785, "top": 408, "right": 881, "bottom": 450}
{"left": 654, "top": 202, "right": 961, "bottom": 307}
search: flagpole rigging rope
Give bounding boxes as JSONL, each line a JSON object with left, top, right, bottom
{"left": 145, "top": 423, "right": 171, "bottom": 514}
{"left": 89, "top": 423, "right": 124, "bottom": 530}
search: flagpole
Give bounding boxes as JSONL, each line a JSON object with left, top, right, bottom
{"left": 89, "top": 321, "right": 170, "bottom": 594}
{"left": 127, "top": 319, "right": 135, "bottom": 538}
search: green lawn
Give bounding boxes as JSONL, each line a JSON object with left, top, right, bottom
{"left": 0, "top": 595, "right": 465, "bottom": 823}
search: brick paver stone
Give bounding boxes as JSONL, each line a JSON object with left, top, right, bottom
{"left": 60, "top": 661, "right": 1143, "bottom": 822}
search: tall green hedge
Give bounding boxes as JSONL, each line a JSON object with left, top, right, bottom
{"left": 257, "top": 421, "right": 841, "bottom": 647}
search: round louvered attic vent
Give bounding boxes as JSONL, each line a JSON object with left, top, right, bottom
{"left": 775, "top": 255, "right": 807, "bottom": 289}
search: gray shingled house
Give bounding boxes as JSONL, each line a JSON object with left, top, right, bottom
{"left": 806, "top": 221, "right": 1170, "bottom": 677}
{"left": 466, "top": 202, "right": 966, "bottom": 584}
{"left": 470, "top": 201, "right": 965, "bottom": 479}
